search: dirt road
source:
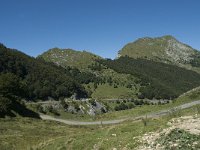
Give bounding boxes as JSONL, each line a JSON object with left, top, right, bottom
{"left": 40, "top": 100, "right": 200, "bottom": 125}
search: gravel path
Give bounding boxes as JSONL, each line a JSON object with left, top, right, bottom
{"left": 40, "top": 100, "right": 200, "bottom": 125}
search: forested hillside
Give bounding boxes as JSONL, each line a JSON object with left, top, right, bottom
{"left": 0, "top": 44, "right": 89, "bottom": 100}
{"left": 0, "top": 44, "right": 99, "bottom": 117}
{"left": 98, "top": 56, "right": 200, "bottom": 99}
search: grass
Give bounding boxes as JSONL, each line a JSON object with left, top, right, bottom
{"left": 0, "top": 103, "right": 200, "bottom": 150}
{"left": 0, "top": 117, "right": 98, "bottom": 150}
{"left": 119, "top": 36, "right": 169, "bottom": 60}
{"left": 39, "top": 48, "right": 101, "bottom": 70}
{"left": 94, "top": 88, "right": 200, "bottom": 121}
{"left": 1, "top": 85, "right": 200, "bottom": 150}
{"left": 91, "top": 83, "right": 135, "bottom": 99}
{"left": 75, "top": 105, "right": 200, "bottom": 150}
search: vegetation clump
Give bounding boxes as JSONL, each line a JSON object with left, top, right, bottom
{"left": 157, "top": 128, "right": 200, "bottom": 150}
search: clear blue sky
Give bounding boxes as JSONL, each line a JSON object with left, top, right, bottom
{"left": 1, "top": 0, "right": 200, "bottom": 59}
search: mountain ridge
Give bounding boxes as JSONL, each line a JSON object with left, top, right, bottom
{"left": 38, "top": 47, "right": 102, "bottom": 70}
{"left": 118, "top": 35, "right": 200, "bottom": 70}
{"left": 38, "top": 35, "right": 200, "bottom": 72}
{"left": 118, "top": 35, "right": 198, "bottom": 64}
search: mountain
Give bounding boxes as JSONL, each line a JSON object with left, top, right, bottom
{"left": 39, "top": 48, "right": 145, "bottom": 99}
{"left": 36, "top": 36, "right": 200, "bottom": 100}
{"left": 38, "top": 48, "right": 102, "bottom": 70}
{"left": 118, "top": 35, "right": 200, "bottom": 71}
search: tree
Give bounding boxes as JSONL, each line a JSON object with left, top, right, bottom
{"left": 0, "top": 73, "right": 23, "bottom": 99}
{"left": 0, "top": 96, "right": 12, "bottom": 115}
{"left": 94, "top": 82, "right": 98, "bottom": 90}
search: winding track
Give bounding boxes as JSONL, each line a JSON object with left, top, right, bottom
{"left": 40, "top": 100, "right": 200, "bottom": 125}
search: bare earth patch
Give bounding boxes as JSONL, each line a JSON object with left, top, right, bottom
{"left": 137, "top": 115, "right": 200, "bottom": 150}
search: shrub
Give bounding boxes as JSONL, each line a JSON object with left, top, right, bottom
{"left": 74, "top": 103, "right": 80, "bottom": 111}
{"left": 36, "top": 104, "right": 45, "bottom": 113}
{"left": 60, "top": 99, "right": 68, "bottom": 109}
{"left": 0, "top": 96, "right": 12, "bottom": 115}
{"left": 127, "top": 103, "right": 135, "bottom": 109}
{"left": 142, "top": 115, "right": 148, "bottom": 126}
{"left": 101, "top": 107, "right": 106, "bottom": 113}
{"left": 196, "top": 105, "right": 200, "bottom": 114}
{"left": 114, "top": 102, "right": 128, "bottom": 111}
{"left": 89, "top": 99, "right": 96, "bottom": 106}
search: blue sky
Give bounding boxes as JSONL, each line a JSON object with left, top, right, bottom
{"left": 1, "top": 0, "right": 200, "bottom": 59}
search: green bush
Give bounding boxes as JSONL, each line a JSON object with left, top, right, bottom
{"left": 196, "top": 105, "right": 200, "bottom": 114}
{"left": 60, "top": 99, "right": 69, "bottom": 109}
{"left": 127, "top": 103, "right": 135, "bottom": 109}
{"left": 89, "top": 99, "right": 96, "bottom": 106}
{"left": 36, "top": 104, "right": 45, "bottom": 113}
{"left": 0, "top": 96, "right": 12, "bottom": 115}
{"left": 114, "top": 102, "right": 128, "bottom": 111}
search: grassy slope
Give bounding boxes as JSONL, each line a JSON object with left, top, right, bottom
{"left": 86, "top": 68, "right": 140, "bottom": 99}
{"left": 118, "top": 35, "right": 197, "bottom": 63}
{"left": 38, "top": 48, "right": 102, "bottom": 70}
{"left": 0, "top": 118, "right": 96, "bottom": 150}
{"left": 91, "top": 83, "right": 136, "bottom": 99}
{"left": 0, "top": 104, "right": 199, "bottom": 150}
{"left": 119, "top": 36, "right": 168, "bottom": 60}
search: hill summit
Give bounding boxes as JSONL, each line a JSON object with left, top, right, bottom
{"left": 118, "top": 35, "right": 200, "bottom": 68}
{"left": 38, "top": 48, "right": 102, "bottom": 70}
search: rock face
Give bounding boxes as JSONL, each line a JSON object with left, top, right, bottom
{"left": 165, "top": 36, "right": 194, "bottom": 63}
{"left": 118, "top": 35, "right": 200, "bottom": 67}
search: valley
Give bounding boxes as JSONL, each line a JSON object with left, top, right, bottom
{"left": 1, "top": 35, "right": 200, "bottom": 149}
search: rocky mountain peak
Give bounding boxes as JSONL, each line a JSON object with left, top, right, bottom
{"left": 118, "top": 35, "right": 198, "bottom": 66}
